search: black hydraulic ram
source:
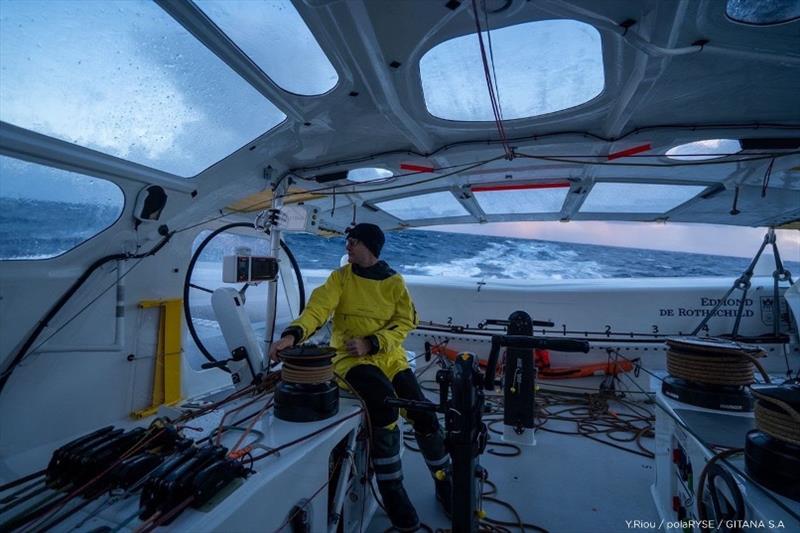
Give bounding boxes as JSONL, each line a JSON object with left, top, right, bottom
{"left": 484, "top": 311, "right": 590, "bottom": 436}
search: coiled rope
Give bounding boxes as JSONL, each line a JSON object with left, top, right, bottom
{"left": 665, "top": 337, "right": 770, "bottom": 386}
{"left": 279, "top": 345, "right": 336, "bottom": 385}
{"left": 752, "top": 389, "right": 800, "bottom": 446}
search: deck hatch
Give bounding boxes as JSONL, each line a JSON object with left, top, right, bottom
{"left": 473, "top": 184, "right": 569, "bottom": 214}
{"left": 376, "top": 192, "right": 469, "bottom": 220}
{"left": 0, "top": 0, "right": 286, "bottom": 177}
{"left": 419, "top": 19, "right": 604, "bottom": 121}
{"left": 348, "top": 168, "right": 394, "bottom": 183}
{"left": 665, "top": 139, "right": 742, "bottom": 161}
{"left": 194, "top": 0, "right": 338, "bottom": 96}
{"left": 580, "top": 183, "right": 707, "bottom": 214}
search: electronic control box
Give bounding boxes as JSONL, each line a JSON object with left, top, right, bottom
{"left": 222, "top": 255, "right": 279, "bottom": 283}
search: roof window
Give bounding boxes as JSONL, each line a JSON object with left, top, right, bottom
{"left": 419, "top": 19, "right": 604, "bottom": 121}
{"left": 665, "top": 139, "right": 742, "bottom": 161}
{"left": 580, "top": 183, "right": 706, "bottom": 213}
{"left": 0, "top": 0, "right": 285, "bottom": 178}
{"left": 194, "top": 0, "right": 338, "bottom": 95}
{"left": 473, "top": 183, "right": 569, "bottom": 214}
{"left": 376, "top": 192, "right": 469, "bottom": 220}
{"left": 0, "top": 155, "right": 124, "bottom": 260}
{"left": 348, "top": 168, "right": 394, "bottom": 183}
{"left": 726, "top": 0, "right": 800, "bottom": 25}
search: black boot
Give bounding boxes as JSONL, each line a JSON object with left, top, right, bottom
{"left": 372, "top": 426, "right": 420, "bottom": 531}
{"left": 415, "top": 429, "right": 452, "bottom": 516}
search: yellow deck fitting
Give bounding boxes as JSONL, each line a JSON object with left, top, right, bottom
{"left": 131, "top": 298, "right": 183, "bottom": 419}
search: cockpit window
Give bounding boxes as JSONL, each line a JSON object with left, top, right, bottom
{"left": 580, "top": 183, "right": 707, "bottom": 214}
{"left": 376, "top": 192, "right": 469, "bottom": 220}
{"left": 0, "top": 0, "right": 286, "bottom": 178}
{"left": 726, "top": 0, "right": 800, "bottom": 25}
{"left": 0, "top": 155, "right": 124, "bottom": 260}
{"left": 194, "top": 0, "right": 339, "bottom": 96}
{"left": 473, "top": 184, "right": 570, "bottom": 214}
{"left": 420, "top": 19, "right": 604, "bottom": 121}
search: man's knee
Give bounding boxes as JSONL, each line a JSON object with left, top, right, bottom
{"left": 345, "top": 364, "right": 398, "bottom": 428}
{"left": 410, "top": 412, "right": 439, "bottom": 435}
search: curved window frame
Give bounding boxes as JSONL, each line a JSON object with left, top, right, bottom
{"left": 665, "top": 139, "right": 743, "bottom": 161}
{"left": 725, "top": 0, "right": 800, "bottom": 26}
{"left": 347, "top": 167, "right": 395, "bottom": 184}
{"left": 419, "top": 19, "right": 606, "bottom": 122}
{"left": 0, "top": 156, "right": 126, "bottom": 261}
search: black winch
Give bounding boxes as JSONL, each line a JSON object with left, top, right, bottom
{"left": 745, "top": 384, "right": 800, "bottom": 502}
{"left": 275, "top": 345, "right": 339, "bottom": 422}
{"left": 661, "top": 337, "right": 768, "bottom": 412}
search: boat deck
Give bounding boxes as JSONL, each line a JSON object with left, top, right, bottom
{"left": 367, "top": 366, "right": 659, "bottom": 533}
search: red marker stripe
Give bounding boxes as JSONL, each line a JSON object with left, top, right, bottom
{"left": 400, "top": 163, "right": 436, "bottom": 173}
{"left": 471, "top": 182, "right": 570, "bottom": 193}
{"left": 607, "top": 143, "right": 651, "bottom": 161}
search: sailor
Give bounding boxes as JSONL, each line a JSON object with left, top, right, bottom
{"left": 269, "top": 223, "right": 451, "bottom": 531}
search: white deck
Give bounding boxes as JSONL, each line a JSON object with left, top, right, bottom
{"left": 367, "top": 365, "right": 660, "bottom": 533}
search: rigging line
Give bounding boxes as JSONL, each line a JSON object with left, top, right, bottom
{"left": 222, "top": 158, "right": 498, "bottom": 218}
{"left": 761, "top": 156, "right": 776, "bottom": 197}
{"left": 472, "top": 0, "right": 512, "bottom": 160}
{"left": 515, "top": 150, "right": 800, "bottom": 167}
{"left": 229, "top": 155, "right": 507, "bottom": 216}
{"left": 286, "top": 123, "right": 800, "bottom": 175}
{"left": 278, "top": 157, "right": 503, "bottom": 200}
{"left": 26, "top": 258, "right": 145, "bottom": 357}
{"left": 245, "top": 148, "right": 796, "bottom": 217}
{"left": 191, "top": 147, "right": 795, "bottom": 229}
{"left": 482, "top": 0, "right": 504, "bottom": 121}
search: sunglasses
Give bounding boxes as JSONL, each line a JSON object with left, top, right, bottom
{"left": 345, "top": 237, "right": 360, "bottom": 248}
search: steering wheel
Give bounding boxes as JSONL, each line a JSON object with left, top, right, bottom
{"left": 183, "top": 222, "right": 305, "bottom": 369}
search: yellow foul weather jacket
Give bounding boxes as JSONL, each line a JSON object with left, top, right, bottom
{"left": 283, "top": 262, "right": 418, "bottom": 380}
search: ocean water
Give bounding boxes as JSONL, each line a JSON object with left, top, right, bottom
{"left": 282, "top": 230, "right": 799, "bottom": 280}
{"left": 2, "top": 198, "right": 798, "bottom": 280}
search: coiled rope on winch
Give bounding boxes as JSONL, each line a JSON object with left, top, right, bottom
{"left": 665, "top": 337, "right": 770, "bottom": 386}
{"left": 752, "top": 389, "right": 800, "bottom": 446}
{"left": 278, "top": 345, "right": 336, "bottom": 384}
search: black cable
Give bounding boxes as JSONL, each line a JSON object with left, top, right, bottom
{"left": 283, "top": 122, "right": 800, "bottom": 176}
{"left": 0, "top": 232, "right": 173, "bottom": 397}
{"left": 515, "top": 150, "right": 798, "bottom": 168}
{"left": 482, "top": 495, "right": 550, "bottom": 533}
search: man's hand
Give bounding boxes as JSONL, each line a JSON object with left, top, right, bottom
{"left": 345, "top": 337, "right": 370, "bottom": 357}
{"left": 269, "top": 335, "right": 295, "bottom": 361}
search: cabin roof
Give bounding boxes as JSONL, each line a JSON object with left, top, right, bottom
{"left": 1, "top": 0, "right": 799, "bottom": 233}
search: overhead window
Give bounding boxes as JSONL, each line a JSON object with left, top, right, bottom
{"left": 0, "top": 0, "right": 286, "bottom": 178}
{"left": 194, "top": 0, "right": 338, "bottom": 95}
{"left": 580, "top": 183, "right": 706, "bottom": 213}
{"left": 376, "top": 192, "right": 469, "bottom": 220}
{"left": 419, "top": 19, "right": 604, "bottom": 121}
{"left": 665, "top": 139, "right": 742, "bottom": 161}
{"left": 473, "top": 184, "right": 570, "bottom": 214}
{"left": 0, "top": 156, "right": 124, "bottom": 260}
{"left": 348, "top": 168, "right": 394, "bottom": 183}
{"left": 726, "top": 0, "right": 800, "bottom": 25}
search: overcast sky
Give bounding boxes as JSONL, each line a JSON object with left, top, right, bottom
{"left": 425, "top": 222, "right": 800, "bottom": 262}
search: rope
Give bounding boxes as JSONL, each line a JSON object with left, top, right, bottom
{"left": 665, "top": 347, "right": 770, "bottom": 386}
{"left": 752, "top": 391, "right": 800, "bottom": 446}
{"left": 281, "top": 362, "right": 334, "bottom": 384}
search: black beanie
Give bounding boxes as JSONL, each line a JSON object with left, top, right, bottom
{"left": 347, "top": 223, "right": 385, "bottom": 258}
